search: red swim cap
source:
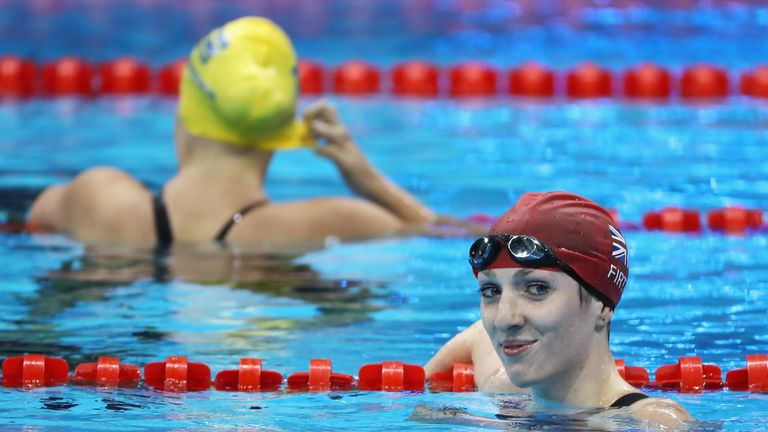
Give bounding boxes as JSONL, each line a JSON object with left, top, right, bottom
{"left": 478, "top": 191, "right": 629, "bottom": 308}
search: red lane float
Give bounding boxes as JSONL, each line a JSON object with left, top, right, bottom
{"left": 214, "top": 358, "right": 283, "bottom": 392}
{"left": 681, "top": 64, "right": 729, "bottom": 99}
{"left": 392, "top": 61, "right": 439, "bottom": 97}
{"left": 467, "top": 213, "right": 496, "bottom": 225}
{"left": 73, "top": 356, "right": 140, "bottom": 387}
{"left": 0, "top": 56, "right": 36, "bottom": 98}
{"left": 449, "top": 62, "right": 497, "bottom": 97}
{"left": 299, "top": 59, "right": 324, "bottom": 95}
{"left": 567, "top": 62, "right": 613, "bottom": 99}
{"left": 740, "top": 65, "right": 768, "bottom": 99}
{"left": 624, "top": 63, "right": 672, "bottom": 99}
{"left": 333, "top": 61, "right": 380, "bottom": 95}
{"left": 144, "top": 356, "right": 211, "bottom": 392}
{"left": 287, "top": 359, "right": 354, "bottom": 391}
{"left": 358, "top": 361, "right": 425, "bottom": 391}
{"left": 615, "top": 359, "right": 650, "bottom": 388}
{"left": 508, "top": 62, "right": 555, "bottom": 97}
{"left": 156, "top": 59, "right": 186, "bottom": 96}
{"left": 100, "top": 57, "right": 150, "bottom": 94}
{"left": 726, "top": 354, "right": 768, "bottom": 392}
{"left": 1, "top": 354, "right": 69, "bottom": 388}
{"left": 652, "top": 356, "right": 723, "bottom": 393}
{"left": 0, "top": 221, "right": 48, "bottom": 234}
{"left": 642, "top": 208, "right": 702, "bottom": 233}
{"left": 707, "top": 207, "right": 764, "bottom": 234}
{"left": 428, "top": 362, "right": 475, "bottom": 392}
{"left": 42, "top": 57, "right": 94, "bottom": 97}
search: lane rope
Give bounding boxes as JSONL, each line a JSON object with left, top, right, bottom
{"left": 1, "top": 56, "right": 767, "bottom": 100}
{"left": 2, "top": 354, "right": 767, "bottom": 393}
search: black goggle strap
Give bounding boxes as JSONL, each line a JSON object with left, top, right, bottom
{"left": 557, "top": 260, "right": 615, "bottom": 309}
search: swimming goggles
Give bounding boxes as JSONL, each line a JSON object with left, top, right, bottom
{"left": 469, "top": 234, "right": 611, "bottom": 306}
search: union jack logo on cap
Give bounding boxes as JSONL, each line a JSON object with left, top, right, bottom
{"left": 609, "top": 225, "right": 628, "bottom": 266}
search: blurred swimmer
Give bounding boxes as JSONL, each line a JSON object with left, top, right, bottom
{"left": 425, "top": 191, "right": 693, "bottom": 428}
{"left": 28, "top": 17, "right": 481, "bottom": 249}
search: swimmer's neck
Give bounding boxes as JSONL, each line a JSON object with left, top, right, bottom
{"left": 529, "top": 342, "right": 630, "bottom": 408}
{"left": 174, "top": 122, "right": 271, "bottom": 189}
{"left": 169, "top": 129, "right": 272, "bottom": 205}
{"left": 172, "top": 154, "right": 268, "bottom": 193}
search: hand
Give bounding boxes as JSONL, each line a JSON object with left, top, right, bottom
{"left": 302, "top": 100, "right": 436, "bottom": 225}
{"left": 303, "top": 100, "right": 367, "bottom": 171}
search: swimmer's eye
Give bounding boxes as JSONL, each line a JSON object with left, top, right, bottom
{"left": 523, "top": 282, "right": 550, "bottom": 297}
{"left": 478, "top": 284, "right": 501, "bottom": 299}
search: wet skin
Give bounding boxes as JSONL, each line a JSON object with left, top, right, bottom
{"left": 477, "top": 267, "right": 605, "bottom": 393}
{"left": 475, "top": 267, "right": 694, "bottom": 428}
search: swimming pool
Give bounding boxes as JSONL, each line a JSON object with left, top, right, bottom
{"left": 2, "top": 0, "right": 768, "bottom": 430}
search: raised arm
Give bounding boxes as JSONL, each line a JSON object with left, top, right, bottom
{"left": 425, "top": 321, "right": 485, "bottom": 376}
{"left": 303, "top": 100, "right": 437, "bottom": 226}
{"left": 425, "top": 320, "right": 523, "bottom": 392}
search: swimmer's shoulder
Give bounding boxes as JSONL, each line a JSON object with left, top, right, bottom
{"left": 627, "top": 396, "right": 694, "bottom": 429}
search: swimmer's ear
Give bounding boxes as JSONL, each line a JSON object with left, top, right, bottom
{"left": 595, "top": 305, "right": 613, "bottom": 331}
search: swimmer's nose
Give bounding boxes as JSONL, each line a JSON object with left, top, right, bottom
{"left": 493, "top": 291, "right": 526, "bottom": 331}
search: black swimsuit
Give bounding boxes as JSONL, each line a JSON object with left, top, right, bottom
{"left": 152, "top": 192, "right": 267, "bottom": 246}
{"left": 610, "top": 392, "right": 649, "bottom": 408}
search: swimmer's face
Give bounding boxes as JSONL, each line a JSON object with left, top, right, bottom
{"left": 478, "top": 267, "right": 605, "bottom": 389}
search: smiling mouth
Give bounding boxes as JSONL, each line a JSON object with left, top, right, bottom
{"left": 501, "top": 340, "right": 536, "bottom": 357}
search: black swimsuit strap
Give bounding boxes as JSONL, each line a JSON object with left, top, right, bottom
{"left": 214, "top": 199, "right": 268, "bottom": 242}
{"left": 610, "top": 392, "right": 649, "bottom": 408}
{"left": 152, "top": 192, "right": 173, "bottom": 246}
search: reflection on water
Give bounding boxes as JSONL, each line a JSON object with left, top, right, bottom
{"left": 3, "top": 242, "right": 388, "bottom": 363}
{"left": 411, "top": 394, "right": 723, "bottom": 431}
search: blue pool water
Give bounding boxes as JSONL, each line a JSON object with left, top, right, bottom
{"left": 2, "top": 0, "right": 768, "bottom": 430}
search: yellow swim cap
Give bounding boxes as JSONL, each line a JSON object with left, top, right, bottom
{"left": 179, "top": 17, "right": 311, "bottom": 151}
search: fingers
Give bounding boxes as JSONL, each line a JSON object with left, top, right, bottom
{"left": 302, "top": 99, "right": 340, "bottom": 124}
{"left": 303, "top": 100, "right": 359, "bottom": 164}
{"left": 312, "top": 143, "right": 335, "bottom": 158}
{"left": 308, "top": 119, "right": 349, "bottom": 143}
{"left": 302, "top": 100, "right": 323, "bottom": 122}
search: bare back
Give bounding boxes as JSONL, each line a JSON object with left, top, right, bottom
{"left": 224, "top": 197, "right": 403, "bottom": 248}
